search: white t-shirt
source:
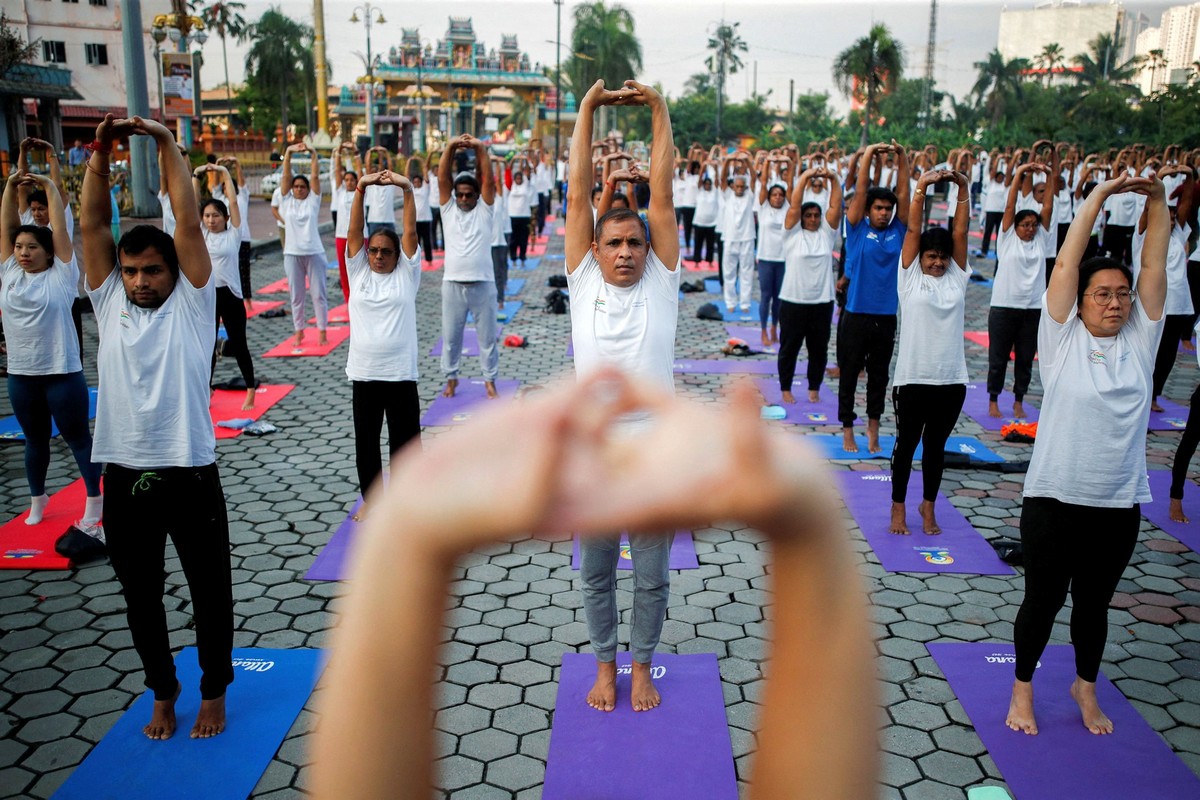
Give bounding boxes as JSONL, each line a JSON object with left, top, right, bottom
{"left": 20, "top": 202, "right": 74, "bottom": 242}
{"left": 87, "top": 267, "right": 217, "bottom": 468}
{"left": 441, "top": 199, "right": 496, "bottom": 282}
{"left": 0, "top": 254, "right": 82, "bottom": 375}
{"left": 204, "top": 226, "right": 243, "bottom": 297}
{"left": 802, "top": 186, "right": 830, "bottom": 212}
{"left": 983, "top": 174, "right": 1007, "bottom": 214}
{"left": 1105, "top": 192, "right": 1140, "bottom": 227}
{"left": 779, "top": 219, "right": 837, "bottom": 304}
{"left": 365, "top": 183, "right": 396, "bottom": 224}
{"left": 271, "top": 187, "right": 285, "bottom": 230}
{"left": 412, "top": 181, "right": 433, "bottom": 223}
{"left": 756, "top": 202, "right": 789, "bottom": 261}
{"left": 693, "top": 188, "right": 720, "bottom": 227}
{"left": 991, "top": 228, "right": 1046, "bottom": 309}
{"left": 1133, "top": 222, "right": 1193, "bottom": 316}
{"left": 507, "top": 180, "right": 533, "bottom": 219}
{"left": 721, "top": 189, "right": 756, "bottom": 242}
{"left": 1023, "top": 297, "right": 1164, "bottom": 507}
{"left": 567, "top": 249, "right": 680, "bottom": 397}
{"left": 281, "top": 192, "right": 324, "bottom": 256}
{"left": 893, "top": 258, "right": 971, "bottom": 386}
{"left": 211, "top": 184, "right": 251, "bottom": 243}
{"left": 678, "top": 173, "right": 699, "bottom": 208}
{"left": 158, "top": 190, "right": 177, "bottom": 236}
{"left": 345, "top": 244, "right": 421, "bottom": 382}
{"left": 332, "top": 186, "right": 360, "bottom": 239}
{"left": 491, "top": 189, "right": 511, "bottom": 248}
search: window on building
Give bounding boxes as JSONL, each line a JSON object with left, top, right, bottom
{"left": 42, "top": 41, "right": 67, "bottom": 63}
{"left": 89, "top": 0, "right": 107, "bottom": 5}
{"left": 63, "top": 0, "right": 80, "bottom": 4}
{"left": 86, "top": 43, "right": 108, "bottom": 66}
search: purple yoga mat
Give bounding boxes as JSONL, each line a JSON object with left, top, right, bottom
{"left": 838, "top": 472, "right": 1014, "bottom": 574}
{"left": 672, "top": 358, "right": 777, "bottom": 374}
{"left": 960, "top": 382, "right": 1040, "bottom": 431}
{"left": 304, "top": 500, "right": 360, "bottom": 581}
{"left": 1142, "top": 470, "right": 1200, "bottom": 554}
{"left": 724, "top": 324, "right": 777, "bottom": 354}
{"left": 569, "top": 531, "right": 699, "bottom": 570}
{"left": 420, "top": 379, "right": 521, "bottom": 426}
{"left": 755, "top": 378, "right": 849, "bottom": 426}
{"left": 1149, "top": 396, "right": 1190, "bottom": 431}
{"left": 429, "top": 327, "right": 503, "bottom": 357}
{"left": 928, "top": 642, "right": 1200, "bottom": 800}
{"left": 543, "top": 652, "right": 737, "bottom": 800}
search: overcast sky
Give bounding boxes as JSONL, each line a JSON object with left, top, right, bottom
{"left": 202, "top": 0, "right": 1176, "bottom": 116}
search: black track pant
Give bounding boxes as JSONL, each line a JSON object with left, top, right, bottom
{"left": 213, "top": 286, "right": 255, "bottom": 388}
{"left": 1171, "top": 381, "right": 1200, "bottom": 499}
{"left": 890, "top": 384, "right": 966, "bottom": 503}
{"left": 678, "top": 207, "right": 696, "bottom": 252}
{"left": 353, "top": 380, "right": 420, "bottom": 495}
{"left": 510, "top": 217, "right": 531, "bottom": 262}
{"left": 1013, "top": 497, "right": 1138, "bottom": 683}
{"left": 987, "top": 307, "right": 1039, "bottom": 400}
{"left": 836, "top": 310, "right": 896, "bottom": 427}
{"left": 1103, "top": 224, "right": 1134, "bottom": 265}
{"left": 777, "top": 300, "right": 833, "bottom": 393}
{"left": 105, "top": 463, "right": 234, "bottom": 701}
{"left": 416, "top": 221, "right": 434, "bottom": 262}
{"left": 693, "top": 225, "right": 716, "bottom": 263}
{"left": 981, "top": 211, "right": 1003, "bottom": 256}
{"left": 1153, "top": 314, "right": 1192, "bottom": 399}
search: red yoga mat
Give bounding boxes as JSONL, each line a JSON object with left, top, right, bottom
{"left": 310, "top": 304, "right": 349, "bottom": 324}
{"left": 246, "top": 300, "right": 285, "bottom": 318}
{"left": 421, "top": 258, "right": 445, "bottom": 272}
{"left": 263, "top": 326, "right": 351, "bottom": 358}
{"left": 0, "top": 479, "right": 89, "bottom": 570}
{"left": 258, "top": 277, "right": 290, "bottom": 294}
{"left": 210, "top": 384, "right": 296, "bottom": 438}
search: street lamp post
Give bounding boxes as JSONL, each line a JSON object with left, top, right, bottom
{"left": 119, "top": 0, "right": 156, "bottom": 216}
{"left": 350, "top": 4, "right": 386, "bottom": 148}
{"left": 151, "top": 5, "right": 208, "bottom": 148}
{"left": 554, "top": 0, "right": 563, "bottom": 163}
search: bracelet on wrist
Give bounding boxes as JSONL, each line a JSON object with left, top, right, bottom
{"left": 85, "top": 140, "right": 112, "bottom": 155}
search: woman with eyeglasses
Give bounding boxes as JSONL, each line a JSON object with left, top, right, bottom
{"left": 1006, "top": 173, "right": 1170, "bottom": 738}
{"left": 344, "top": 170, "right": 422, "bottom": 519}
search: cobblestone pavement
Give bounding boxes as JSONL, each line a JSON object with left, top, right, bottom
{"left": 2, "top": 212, "right": 1199, "bottom": 799}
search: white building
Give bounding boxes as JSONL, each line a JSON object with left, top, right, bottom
{"left": 997, "top": 1, "right": 1130, "bottom": 84}
{"left": 1134, "top": 4, "right": 1200, "bottom": 94}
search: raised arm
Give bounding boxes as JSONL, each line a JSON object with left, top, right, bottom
{"left": 347, "top": 171, "right": 376, "bottom": 259}
{"left": 469, "top": 137, "right": 495, "bottom": 207}
{"left": 437, "top": 139, "right": 458, "bottom": 206}
{"left": 281, "top": 144, "right": 298, "bottom": 197}
{"left": 846, "top": 144, "right": 879, "bottom": 226}
{"left": 757, "top": 158, "right": 771, "bottom": 205}
{"left": 21, "top": 139, "right": 68, "bottom": 206}
{"left": 217, "top": 165, "right": 240, "bottom": 231}
{"left": 390, "top": 172, "right": 418, "bottom": 259}
{"left": 624, "top": 80, "right": 677, "bottom": 268}
{"left": 785, "top": 167, "right": 813, "bottom": 230}
{"left": 308, "top": 143, "right": 321, "bottom": 195}
{"left": 1039, "top": 146, "right": 1059, "bottom": 231}
{"left": 1136, "top": 178, "right": 1170, "bottom": 321}
{"left": 1, "top": 172, "right": 22, "bottom": 262}
{"left": 893, "top": 141, "right": 910, "bottom": 213}
{"left": 1002, "top": 163, "right": 1036, "bottom": 232}
{"left": 901, "top": 170, "right": 940, "bottom": 267}
{"left": 949, "top": 171, "right": 970, "bottom": 269}
{"left": 81, "top": 116, "right": 140, "bottom": 288}
{"left": 142, "top": 118, "right": 209, "bottom": 287}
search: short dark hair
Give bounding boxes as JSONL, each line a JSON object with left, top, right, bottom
{"left": 454, "top": 173, "right": 481, "bottom": 194}
{"left": 118, "top": 224, "right": 179, "bottom": 278}
{"left": 594, "top": 207, "right": 643, "bottom": 241}
{"left": 1013, "top": 209, "right": 1039, "bottom": 228}
{"left": 27, "top": 190, "right": 49, "bottom": 208}
{"left": 344, "top": 170, "right": 358, "bottom": 182}
{"left": 1077, "top": 256, "right": 1132, "bottom": 307}
{"left": 368, "top": 228, "right": 401, "bottom": 256}
{"left": 918, "top": 226, "right": 954, "bottom": 258}
{"left": 11, "top": 224, "right": 54, "bottom": 254}
{"left": 800, "top": 201, "right": 822, "bottom": 218}
{"left": 291, "top": 175, "right": 310, "bottom": 190}
{"left": 200, "top": 198, "right": 229, "bottom": 219}
{"left": 865, "top": 186, "right": 897, "bottom": 210}
{"left": 610, "top": 191, "right": 629, "bottom": 208}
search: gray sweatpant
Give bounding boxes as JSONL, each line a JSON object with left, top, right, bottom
{"left": 285, "top": 253, "right": 329, "bottom": 332}
{"left": 441, "top": 280, "right": 500, "bottom": 381}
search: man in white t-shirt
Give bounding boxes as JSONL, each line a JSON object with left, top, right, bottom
{"left": 565, "top": 78, "right": 680, "bottom": 715}
{"left": 437, "top": 134, "right": 499, "bottom": 398}
{"left": 80, "top": 114, "right": 233, "bottom": 742}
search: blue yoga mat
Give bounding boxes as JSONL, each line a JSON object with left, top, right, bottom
{"left": 704, "top": 277, "right": 722, "bottom": 294}
{"left": 0, "top": 387, "right": 98, "bottom": 442}
{"left": 467, "top": 300, "right": 523, "bottom": 323}
{"left": 53, "top": 647, "right": 321, "bottom": 800}
{"left": 807, "top": 433, "right": 1005, "bottom": 463}
{"left": 506, "top": 278, "right": 526, "bottom": 297}
{"left": 511, "top": 256, "right": 541, "bottom": 271}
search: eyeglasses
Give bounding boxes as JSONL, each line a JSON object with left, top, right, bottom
{"left": 367, "top": 247, "right": 396, "bottom": 257}
{"left": 1085, "top": 289, "right": 1135, "bottom": 305}
{"left": 455, "top": 191, "right": 478, "bottom": 199}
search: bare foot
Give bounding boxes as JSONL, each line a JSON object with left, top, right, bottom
{"left": 770, "top": 324, "right": 778, "bottom": 344}
{"left": 485, "top": 381, "right": 499, "bottom": 399}
{"left": 244, "top": 299, "right": 254, "bottom": 313}
{"left": 317, "top": 330, "right": 328, "bottom": 347}
{"left": 1184, "top": 340, "right": 1196, "bottom": 353}
{"left": 144, "top": 682, "right": 181, "bottom": 740}
{"left": 1070, "top": 676, "right": 1114, "bottom": 734}
{"left": 919, "top": 499, "right": 942, "bottom": 534}
{"left": 241, "top": 388, "right": 256, "bottom": 411}
{"left": 988, "top": 400, "right": 1003, "bottom": 419}
{"left": 630, "top": 661, "right": 662, "bottom": 712}
{"left": 1169, "top": 497, "right": 1189, "bottom": 523}
{"left": 842, "top": 427, "right": 858, "bottom": 453}
{"left": 351, "top": 502, "right": 368, "bottom": 523}
{"left": 1013, "top": 400, "right": 1027, "bottom": 419}
{"left": 808, "top": 389, "right": 819, "bottom": 403}
{"left": 191, "top": 694, "right": 227, "bottom": 739}
{"left": 586, "top": 660, "right": 617, "bottom": 712}
{"left": 292, "top": 331, "right": 304, "bottom": 347}
{"left": 1151, "top": 399, "right": 1164, "bottom": 413}
{"left": 890, "top": 502, "right": 910, "bottom": 535}
{"left": 442, "top": 378, "right": 458, "bottom": 398}
{"left": 761, "top": 328, "right": 771, "bottom": 347}
{"left": 780, "top": 389, "right": 796, "bottom": 404}
{"left": 866, "top": 419, "right": 881, "bottom": 454}
{"left": 826, "top": 365, "right": 841, "bottom": 379}
{"left": 1006, "top": 679, "right": 1037, "bottom": 735}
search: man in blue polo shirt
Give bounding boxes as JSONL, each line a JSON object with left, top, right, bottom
{"left": 836, "top": 141, "right": 910, "bottom": 453}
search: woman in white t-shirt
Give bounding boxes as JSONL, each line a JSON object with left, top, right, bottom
{"left": 409, "top": 158, "right": 435, "bottom": 267}
{"left": 280, "top": 142, "right": 329, "bottom": 348}
{"left": 691, "top": 174, "right": 720, "bottom": 266}
{"left": 507, "top": 161, "right": 534, "bottom": 266}
{"left": 755, "top": 157, "right": 791, "bottom": 345}
{"left": 194, "top": 163, "right": 255, "bottom": 410}
{"left": 986, "top": 161, "right": 1055, "bottom": 421}
{"left": 675, "top": 161, "right": 700, "bottom": 255}
{"left": 344, "top": 169, "right": 422, "bottom": 516}
{"left": 0, "top": 170, "right": 103, "bottom": 533}
{"left": 890, "top": 169, "right": 971, "bottom": 536}
{"left": 332, "top": 144, "right": 364, "bottom": 302}
{"left": 1006, "top": 173, "right": 1170, "bottom": 738}
{"left": 776, "top": 165, "right": 843, "bottom": 403}
{"left": 979, "top": 152, "right": 1007, "bottom": 257}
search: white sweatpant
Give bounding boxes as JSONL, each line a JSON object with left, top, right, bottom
{"left": 723, "top": 239, "right": 755, "bottom": 311}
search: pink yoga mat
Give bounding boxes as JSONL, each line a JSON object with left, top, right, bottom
{"left": 310, "top": 303, "right": 349, "bottom": 324}
{"left": 246, "top": 300, "right": 285, "bottom": 318}
{"left": 262, "top": 326, "right": 351, "bottom": 358}
{"left": 258, "top": 277, "right": 290, "bottom": 294}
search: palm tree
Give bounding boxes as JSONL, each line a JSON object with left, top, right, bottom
{"left": 566, "top": 1, "right": 642, "bottom": 133}
{"left": 972, "top": 49, "right": 1030, "bottom": 127}
{"left": 199, "top": 1, "right": 246, "bottom": 128}
{"left": 705, "top": 22, "right": 748, "bottom": 142}
{"left": 1072, "top": 32, "right": 1142, "bottom": 91}
{"left": 1033, "top": 42, "right": 1064, "bottom": 87}
{"left": 1143, "top": 48, "right": 1167, "bottom": 94}
{"left": 832, "top": 23, "right": 905, "bottom": 147}
{"left": 244, "top": 7, "right": 313, "bottom": 135}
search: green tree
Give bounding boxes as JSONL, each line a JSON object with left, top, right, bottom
{"left": 832, "top": 23, "right": 905, "bottom": 147}
{"left": 243, "top": 7, "right": 313, "bottom": 137}
{"left": 199, "top": 1, "right": 247, "bottom": 128}
{"left": 1033, "top": 42, "right": 1064, "bottom": 86}
{"left": 565, "top": 1, "right": 642, "bottom": 134}
{"left": 972, "top": 49, "right": 1030, "bottom": 127}
{"left": 1143, "top": 48, "right": 1167, "bottom": 93}
{"left": 1071, "top": 32, "right": 1142, "bottom": 92}
{"left": 705, "top": 22, "right": 748, "bottom": 142}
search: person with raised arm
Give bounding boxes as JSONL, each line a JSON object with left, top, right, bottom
{"left": 890, "top": 169, "right": 971, "bottom": 535}
{"left": 564, "top": 78, "right": 680, "bottom": 714}
{"left": 81, "top": 115, "right": 233, "bottom": 741}
{"left": 280, "top": 142, "right": 329, "bottom": 348}
{"left": 363, "top": 146, "right": 396, "bottom": 236}
{"left": 1006, "top": 172, "right": 1169, "bottom": 737}
{"left": 211, "top": 156, "right": 254, "bottom": 312}
{"left": 331, "top": 143, "right": 364, "bottom": 301}
{"left": 407, "top": 154, "right": 436, "bottom": 268}
{"left": 719, "top": 151, "right": 757, "bottom": 315}
{"left": 755, "top": 156, "right": 790, "bottom": 345}
{"left": 437, "top": 134, "right": 499, "bottom": 399}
